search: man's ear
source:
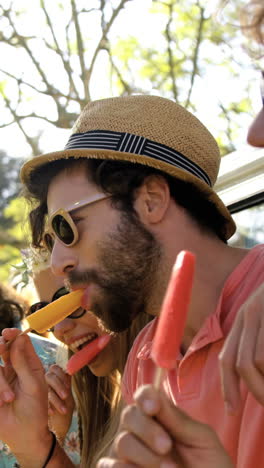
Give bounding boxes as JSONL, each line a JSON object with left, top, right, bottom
{"left": 134, "top": 175, "right": 170, "bottom": 224}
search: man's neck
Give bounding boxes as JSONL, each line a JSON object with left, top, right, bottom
{"left": 180, "top": 241, "right": 248, "bottom": 353}
{"left": 146, "top": 203, "right": 249, "bottom": 351}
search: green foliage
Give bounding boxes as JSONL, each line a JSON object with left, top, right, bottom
{"left": 0, "top": 0, "right": 260, "bottom": 279}
{"left": 110, "top": 0, "right": 256, "bottom": 154}
{"left": 0, "top": 195, "right": 30, "bottom": 283}
{"left": 0, "top": 245, "right": 22, "bottom": 283}
{"left": 4, "top": 197, "right": 30, "bottom": 242}
{"left": 0, "top": 151, "right": 23, "bottom": 229}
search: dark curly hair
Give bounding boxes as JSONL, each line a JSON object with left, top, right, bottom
{"left": 0, "top": 282, "right": 28, "bottom": 333}
{"left": 23, "top": 157, "right": 229, "bottom": 247}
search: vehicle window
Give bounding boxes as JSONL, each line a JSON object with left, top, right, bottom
{"left": 229, "top": 202, "right": 264, "bottom": 247}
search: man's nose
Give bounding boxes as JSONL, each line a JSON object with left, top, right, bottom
{"left": 50, "top": 239, "right": 78, "bottom": 277}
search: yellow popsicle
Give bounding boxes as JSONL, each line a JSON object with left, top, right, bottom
{"left": 26, "top": 289, "right": 84, "bottom": 333}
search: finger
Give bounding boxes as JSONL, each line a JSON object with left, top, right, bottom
{"left": 114, "top": 430, "right": 176, "bottom": 468}
{"left": 235, "top": 301, "right": 264, "bottom": 405}
{"left": 121, "top": 403, "right": 172, "bottom": 455}
{"left": 45, "top": 370, "right": 70, "bottom": 400}
{"left": 97, "top": 458, "right": 138, "bottom": 468}
{"left": 10, "top": 335, "right": 45, "bottom": 394}
{"left": 255, "top": 323, "right": 264, "bottom": 375}
{"left": 134, "top": 385, "right": 218, "bottom": 448}
{"left": 47, "top": 364, "right": 71, "bottom": 387}
{"left": 48, "top": 389, "right": 67, "bottom": 414}
{"left": 1, "top": 328, "right": 21, "bottom": 340}
{"left": 0, "top": 329, "right": 21, "bottom": 364}
{"left": 153, "top": 398, "right": 234, "bottom": 468}
{"left": 249, "top": 289, "right": 264, "bottom": 375}
{"left": 0, "top": 366, "right": 15, "bottom": 404}
{"left": 218, "top": 314, "right": 244, "bottom": 412}
{"left": 0, "top": 337, "right": 10, "bottom": 365}
{"left": 133, "top": 385, "right": 161, "bottom": 416}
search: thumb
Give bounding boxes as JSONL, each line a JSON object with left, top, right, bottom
{"left": 157, "top": 391, "right": 216, "bottom": 447}
{"left": 135, "top": 385, "right": 215, "bottom": 447}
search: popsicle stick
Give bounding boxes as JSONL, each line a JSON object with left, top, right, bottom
{"left": 153, "top": 367, "right": 166, "bottom": 389}
{"left": 5, "top": 327, "right": 32, "bottom": 350}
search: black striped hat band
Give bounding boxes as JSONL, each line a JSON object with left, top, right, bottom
{"left": 65, "top": 129, "right": 211, "bottom": 187}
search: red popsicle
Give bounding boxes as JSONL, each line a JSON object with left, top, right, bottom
{"left": 151, "top": 250, "right": 195, "bottom": 386}
{"left": 66, "top": 334, "right": 111, "bottom": 375}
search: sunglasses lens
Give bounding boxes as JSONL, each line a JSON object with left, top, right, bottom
{"left": 28, "top": 301, "right": 49, "bottom": 315}
{"left": 51, "top": 287, "right": 86, "bottom": 319}
{"left": 52, "top": 287, "right": 69, "bottom": 302}
{"left": 68, "top": 308, "right": 87, "bottom": 319}
{"left": 52, "top": 215, "right": 74, "bottom": 245}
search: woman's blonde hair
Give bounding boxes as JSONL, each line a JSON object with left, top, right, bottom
{"left": 239, "top": 0, "right": 264, "bottom": 45}
{"left": 219, "top": 0, "right": 264, "bottom": 46}
{"left": 70, "top": 312, "right": 152, "bottom": 467}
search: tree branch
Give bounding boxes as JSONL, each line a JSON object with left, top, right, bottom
{"left": 0, "top": 120, "right": 15, "bottom": 128}
{"left": 184, "top": 3, "right": 207, "bottom": 108}
{"left": 71, "top": 0, "right": 90, "bottom": 101}
{"left": 164, "top": 1, "right": 179, "bottom": 102}
{"left": 88, "top": 0, "right": 131, "bottom": 93}
{"left": 40, "top": 0, "right": 79, "bottom": 98}
{"left": 0, "top": 69, "right": 85, "bottom": 105}
{"left": 107, "top": 52, "right": 133, "bottom": 94}
{"left": 3, "top": 95, "right": 41, "bottom": 155}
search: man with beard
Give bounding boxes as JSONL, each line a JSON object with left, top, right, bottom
{"left": 0, "top": 94, "right": 263, "bottom": 467}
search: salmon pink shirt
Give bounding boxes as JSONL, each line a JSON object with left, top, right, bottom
{"left": 122, "top": 244, "right": 264, "bottom": 468}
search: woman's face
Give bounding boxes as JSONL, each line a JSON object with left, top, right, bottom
{"left": 53, "top": 310, "right": 119, "bottom": 377}
{"left": 33, "top": 266, "right": 119, "bottom": 376}
{"left": 247, "top": 107, "right": 264, "bottom": 147}
{"left": 247, "top": 72, "right": 264, "bottom": 147}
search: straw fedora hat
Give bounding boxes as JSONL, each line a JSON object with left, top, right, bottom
{"left": 21, "top": 94, "right": 236, "bottom": 239}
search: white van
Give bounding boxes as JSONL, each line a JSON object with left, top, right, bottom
{"left": 215, "top": 145, "right": 264, "bottom": 247}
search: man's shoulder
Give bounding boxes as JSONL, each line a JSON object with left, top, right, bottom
{"left": 229, "top": 244, "right": 264, "bottom": 285}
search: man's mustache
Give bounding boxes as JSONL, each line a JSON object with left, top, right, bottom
{"left": 67, "top": 269, "right": 104, "bottom": 288}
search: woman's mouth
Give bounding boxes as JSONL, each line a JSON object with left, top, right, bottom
{"left": 70, "top": 333, "right": 98, "bottom": 352}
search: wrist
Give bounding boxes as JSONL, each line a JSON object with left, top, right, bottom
{"left": 42, "top": 432, "right": 57, "bottom": 468}
{"left": 14, "top": 430, "right": 54, "bottom": 468}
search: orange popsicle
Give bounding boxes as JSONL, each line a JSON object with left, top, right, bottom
{"left": 151, "top": 251, "right": 195, "bottom": 385}
{"left": 26, "top": 289, "right": 84, "bottom": 333}
{"left": 66, "top": 334, "right": 111, "bottom": 375}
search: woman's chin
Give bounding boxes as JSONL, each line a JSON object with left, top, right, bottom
{"left": 87, "top": 351, "right": 116, "bottom": 377}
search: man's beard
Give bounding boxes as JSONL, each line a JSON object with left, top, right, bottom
{"left": 68, "top": 210, "right": 162, "bottom": 332}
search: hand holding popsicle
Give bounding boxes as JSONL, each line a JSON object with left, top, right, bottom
{"left": 151, "top": 250, "right": 195, "bottom": 387}
{"left": 98, "top": 384, "right": 234, "bottom": 468}
{"left": 0, "top": 330, "right": 76, "bottom": 467}
{"left": 0, "top": 329, "right": 53, "bottom": 458}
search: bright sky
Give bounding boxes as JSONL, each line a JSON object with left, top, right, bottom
{"left": 0, "top": 0, "right": 262, "bottom": 160}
